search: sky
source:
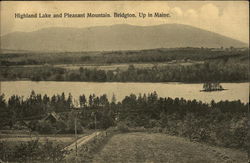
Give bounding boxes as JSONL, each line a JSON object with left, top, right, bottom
{"left": 0, "top": 1, "right": 249, "bottom": 43}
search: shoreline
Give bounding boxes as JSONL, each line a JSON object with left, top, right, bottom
{"left": 0, "top": 80, "right": 249, "bottom": 84}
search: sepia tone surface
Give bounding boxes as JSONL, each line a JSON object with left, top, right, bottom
{"left": 1, "top": 1, "right": 249, "bottom": 43}
{"left": 0, "top": 1, "right": 249, "bottom": 163}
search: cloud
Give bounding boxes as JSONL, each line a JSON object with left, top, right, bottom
{"left": 0, "top": 1, "right": 248, "bottom": 43}
{"left": 171, "top": 7, "right": 183, "bottom": 17}
{"left": 177, "top": 2, "right": 248, "bottom": 43}
{"left": 185, "top": 9, "right": 198, "bottom": 19}
{"left": 199, "top": 3, "right": 219, "bottom": 19}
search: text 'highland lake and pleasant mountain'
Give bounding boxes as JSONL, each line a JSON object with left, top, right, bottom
{"left": 14, "top": 12, "right": 171, "bottom": 19}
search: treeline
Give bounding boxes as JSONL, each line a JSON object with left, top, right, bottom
{"left": 0, "top": 139, "right": 67, "bottom": 162}
{"left": 101, "top": 47, "right": 248, "bottom": 64}
{"left": 0, "top": 91, "right": 114, "bottom": 133}
{"left": 0, "top": 61, "right": 248, "bottom": 82}
{"left": 0, "top": 91, "right": 248, "bottom": 150}
{"left": 0, "top": 47, "right": 248, "bottom": 66}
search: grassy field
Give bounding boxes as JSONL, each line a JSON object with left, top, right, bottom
{"left": 0, "top": 130, "right": 93, "bottom": 147}
{"left": 0, "top": 135, "right": 75, "bottom": 145}
{"left": 2, "top": 61, "right": 203, "bottom": 72}
{"left": 92, "top": 132, "right": 248, "bottom": 163}
{"left": 53, "top": 61, "right": 203, "bottom": 71}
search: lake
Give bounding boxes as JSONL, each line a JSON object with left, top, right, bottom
{"left": 0, "top": 81, "right": 249, "bottom": 104}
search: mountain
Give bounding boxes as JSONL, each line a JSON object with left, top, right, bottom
{"left": 0, "top": 24, "right": 248, "bottom": 52}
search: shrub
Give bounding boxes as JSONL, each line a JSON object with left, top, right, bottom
{"left": 67, "top": 131, "right": 110, "bottom": 163}
{"left": 13, "top": 139, "right": 40, "bottom": 162}
{"left": 106, "top": 126, "right": 117, "bottom": 133}
{"left": 0, "top": 141, "right": 12, "bottom": 162}
{"left": 36, "top": 121, "right": 56, "bottom": 134}
{"left": 40, "top": 140, "right": 68, "bottom": 162}
{"left": 0, "top": 140, "right": 67, "bottom": 162}
{"left": 151, "top": 127, "right": 163, "bottom": 133}
{"left": 117, "top": 122, "right": 129, "bottom": 133}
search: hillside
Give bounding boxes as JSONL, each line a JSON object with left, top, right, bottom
{"left": 1, "top": 24, "right": 247, "bottom": 52}
{"left": 92, "top": 132, "right": 247, "bottom": 163}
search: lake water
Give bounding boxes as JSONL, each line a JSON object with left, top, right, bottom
{"left": 0, "top": 81, "right": 249, "bottom": 104}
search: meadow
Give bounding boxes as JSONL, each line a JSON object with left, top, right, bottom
{"left": 0, "top": 131, "right": 76, "bottom": 145}
{"left": 0, "top": 129, "right": 248, "bottom": 163}
{"left": 92, "top": 132, "right": 248, "bottom": 163}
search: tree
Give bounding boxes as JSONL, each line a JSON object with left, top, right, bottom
{"left": 67, "top": 93, "right": 73, "bottom": 108}
{"left": 93, "top": 96, "right": 100, "bottom": 107}
{"left": 0, "top": 94, "right": 12, "bottom": 129}
{"left": 89, "top": 94, "right": 94, "bottom": 107}
{"left": 100, "top": 94, "right": 109, "bottom": 106}
{"left": 79, "top": 95, "right": 86, "bottom": 107}
{"left": 111, "top": 93, "right": 117, "bottom": 104}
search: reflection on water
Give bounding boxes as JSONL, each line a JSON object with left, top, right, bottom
{"left": 1, "top": 81, "right": 249, "bottom": 103}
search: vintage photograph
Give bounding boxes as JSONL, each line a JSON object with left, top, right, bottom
{"left": 0, "top": 1, "right": 249, "bottom": 163}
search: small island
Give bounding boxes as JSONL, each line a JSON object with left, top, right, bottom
{"left": 201, "top": 82, "right": 226, "bottom": 92}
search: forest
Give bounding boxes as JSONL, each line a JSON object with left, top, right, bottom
{"left": 0, "top": 47, "right": 248, "bottom": 83}
{"left": 0, "top": 91, "right": 248, "bottom": 151}
{"left": 0, "top": 47, "right": 248, "bottom": 66}
{"left": 0, "top": 60, "right": 247, "bottom": 82}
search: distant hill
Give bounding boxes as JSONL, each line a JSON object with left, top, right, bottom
{"left": 1, "top": 24, "right": 248, "bottom": 52}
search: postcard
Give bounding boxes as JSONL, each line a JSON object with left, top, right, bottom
{"left": 0, "top": 1, "right": 249, "bottom": 163}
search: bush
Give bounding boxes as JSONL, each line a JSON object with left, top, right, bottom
{"left": 148, "top": 119, "right": 161, "bottom": 128}
{"left": 36, "top": 121, "right": 56, "bottom": 134}
{"left": 13, "top": 139, "right": 40, "bottom": 162}
{"left": 117, "top": 122, "right": 129, "bottom": 133}
{"left": 67, "top": 131, "right": 110, "bottom": 163}
{"left": 0, "top": 140, "right": 67, "bottom": 162}
{"left": 40, "top": 140, "right": 68, "bottom": 162}
{"left": 106, "top": 126, "right": 117, "bottom": 133}
{"left": 0, "top": 141, "right": 12, "bottom": 162}
{"left": 150, "top": 127, "right": 163, "bottom": 133}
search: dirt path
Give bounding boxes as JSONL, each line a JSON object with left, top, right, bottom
{"left": 64, "top": 131, "right": 101, "bottom": 151}
{"left": 92, "top": 132, "right": 247, "bottom": 163}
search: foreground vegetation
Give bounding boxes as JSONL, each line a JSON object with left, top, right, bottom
{"left": 0, "top": 91, "right": 249, "bottom": 152}
{"left": 1, "top": 128, "right": 247, "bottom": 163}
{"left": 0, "top": 139, "right": 68, "bottom": 162}
{"left": 92, "top": 132, "right": 248, "bottom": 163}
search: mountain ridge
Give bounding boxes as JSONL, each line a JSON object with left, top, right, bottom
{"left": 1, "top": 24, "right": 248, "bottom": 52}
